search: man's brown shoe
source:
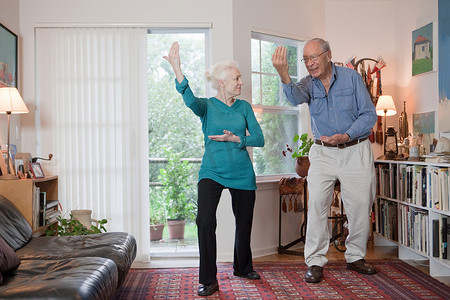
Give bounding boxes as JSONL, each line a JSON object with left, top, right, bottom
{"left": 347, "top": 259, "right": 377, "bottom": 274}
{"left": 305, "top": 265, "right": 323, "bottom": 283}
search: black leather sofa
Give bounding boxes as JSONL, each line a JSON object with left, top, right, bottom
{"left": 0, "top": 195, "right": 137, "bottom": 300}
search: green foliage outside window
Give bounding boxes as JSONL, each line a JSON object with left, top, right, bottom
{"left": 148, "top": 33, "right": 205, "bottom": 224}
{"left": 251, "top": 36, "right": 307, "bottom": 176}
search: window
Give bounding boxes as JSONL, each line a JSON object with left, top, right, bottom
{"left": 251, "top": 32, "right": 310, "bottom": 176}
{"left": 148, "top": 29, "right": 209, "bottom": 254}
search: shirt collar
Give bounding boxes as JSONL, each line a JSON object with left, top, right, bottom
{"left": 311, "top": 62, "right": 337, "bottom": 82}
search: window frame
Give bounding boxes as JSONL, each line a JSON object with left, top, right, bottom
{"left": 251, "top": 31, "right": 311, "bottom": 180}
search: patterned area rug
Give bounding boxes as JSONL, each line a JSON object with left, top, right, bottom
{"left": 113, "top": 260, "right": 450, "bottom": 299}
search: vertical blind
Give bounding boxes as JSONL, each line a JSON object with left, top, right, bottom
{"left": 35, "top": 27, "right": 150, "bottom": 261}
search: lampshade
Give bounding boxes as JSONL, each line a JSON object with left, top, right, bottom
{"left": 0, "top": 87, "right": 29, "bottom": 114}
{"left": 0, "top": 87, "right": 29, "bottom": 180}
{"left": 375, "top": 95, "right": 397, "bottom": 116}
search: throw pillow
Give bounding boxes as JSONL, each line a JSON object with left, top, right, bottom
{"left": 0, "top": 237, "right": 20, "bottom": 284}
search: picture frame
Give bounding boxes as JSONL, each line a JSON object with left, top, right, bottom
{"left": 0, "top": 23, "right": 18, "bottom": 88}
{"left": 29, "top": 162, "right": 45, "bottom": 178}
{"left": 1, "top": 150, "right": 15, "bottom": 175}
{"left": 0, "top": 152, "right": 7, "bottom": 175}
{"left": 412, "top": 22, "right": 434, "bottom": 76}
{"left": 15, "top": 152, "right": 32, "bottom": 173}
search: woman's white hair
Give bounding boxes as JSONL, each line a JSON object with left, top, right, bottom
{"left": 205, "top": 60, "right": 239, "bottom": 90}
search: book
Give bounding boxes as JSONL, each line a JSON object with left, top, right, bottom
{"left": 442, "top": 216, "right": 448, "bottom": 259}
{"left": 45, "top": 200, "right": 59, "bottom": 210}
{"left": 39, "top": 192, "right": 47, "bottom": 226}
{"left": 421, "top": 167, "right": 427, "bottom": 207}
{"left": 45, "top": 209, "right": 59, "bottom": 220}
{"left": 406, "top": 166, "right": 413, "bottom": 202}
{"left": 32, "top": 186, "right": 40, "bottom": 230}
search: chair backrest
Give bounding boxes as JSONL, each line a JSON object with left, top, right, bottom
{"left": 0, "top": 195, "right": 32, "bottom": 250}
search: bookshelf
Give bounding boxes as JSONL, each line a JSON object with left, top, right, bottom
{"left": 0, "top": 176, "right": 59, "bottom": 236}
{"left": 374, "top": 160, "right": 450, "bottom": 277}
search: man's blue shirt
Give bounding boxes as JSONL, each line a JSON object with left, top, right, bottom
{"left": 282, "top": 63, "right": 377, "bottom": 140}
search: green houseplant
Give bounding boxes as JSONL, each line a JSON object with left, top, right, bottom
{"left": 45, "top": 214, "right": 108, "bottom": 236}
{"left": 283, "top": 133, "right": 314, "bottom": 177}
{"left": 150, "top": 196, "right": 166, "bottom": 241}
{"left": 158, "top": 148, "right": 195, "bottom": 239}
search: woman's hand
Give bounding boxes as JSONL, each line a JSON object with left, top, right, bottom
{"left": 163, "top": 42, "right": 185, "bottom": 84}
{"left": 272, "top": 45, "right": 292, "bottom": 84}
{"left": 208, "top": 130, "right": 241, "bottom": 143}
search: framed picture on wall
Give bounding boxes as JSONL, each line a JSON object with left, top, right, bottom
{"left": 0, "top": 23, "right": 18, "bottom": 88}
{"left": 412, "top": 22, "right": 434, "bottom": 76}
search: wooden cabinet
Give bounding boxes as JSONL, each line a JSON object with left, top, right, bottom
{"left": 0, "top": 176, "right": 58, "bottom": 236}
{"left": 374, "top": 160, "right": 450, "bottom": 278}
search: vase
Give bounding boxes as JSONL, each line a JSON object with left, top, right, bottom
{"left": 167, "top": 219, "right": 186, "bottom": 239}
{"left": 150, "top": 224, "right": 165, "bottom": 241}
{"left": 295, "top": 157, "right": 310, "bottom": 177}
{"left": 71, "top": 209, "right": 97, "bottom": 228}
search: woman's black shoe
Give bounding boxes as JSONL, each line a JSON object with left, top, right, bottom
{"left": 198, "top": 279, "right": 219, "bottom": 296}
{"left": 233, "top": 270, "right": 261, "bottom": 279}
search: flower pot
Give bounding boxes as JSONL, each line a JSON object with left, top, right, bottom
{"left": 71, "top": 209, "right": 97, "bottom": 228}
{"left": 167, "top": 219, "right": 186, "bottom": 239}
{"left": 295, "top": 156, "right": 310, "bottom": 177}
{"left": 150, "top": 224, "right": 165, "bottom": 241}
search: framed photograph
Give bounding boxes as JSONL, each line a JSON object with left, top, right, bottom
{"left": 0, "top": 23, "right": 18, "bottom": 87}
{"left": 15, "top": 152, "right": 32, "bottom": 173}
{"left": 1, "top": 150, "right": 15, "bottom": 175}
{"left": 30, "top": 162, "right": 45, "bottom": 178}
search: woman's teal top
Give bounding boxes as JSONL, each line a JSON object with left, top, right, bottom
{"left": 176, "top": 77, "right": 264, "bottom": 190}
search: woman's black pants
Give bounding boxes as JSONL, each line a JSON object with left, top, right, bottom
{"left": 197, "top": 178, "right": 256, "bottom": 285}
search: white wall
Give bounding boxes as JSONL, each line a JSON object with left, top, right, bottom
{"left": 0, "top": 0, "right": 442, "bottom": 261}
{"left": 325, "top": 0, "right": 441, "bottom": 152}
{"left": 0, "top": 0, "right": 21, "bottom": 150}
{"left": 392, "top": 0, "right": 441, "bottom": 136}
{"left": 325, "top": 0, "right": 397, "bottom": 158}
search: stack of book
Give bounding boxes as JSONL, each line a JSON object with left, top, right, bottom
{"left": 428, "top": 166, "right": 450, "bottom": 211}
{"left": 399, "top": 204, "right": 429, "bottom": 254}
{"left": 375, "top": 199, "right": 398, "bottom": 241}
{"left": 39, "top": 191, "right": 60, "bottom": 226}
{"left": 432, "top": 215, "right": 450, "bottom": 260}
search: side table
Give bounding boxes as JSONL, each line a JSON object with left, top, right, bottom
{"left": 278, "top": 177, "right": 307, "bottom": 256}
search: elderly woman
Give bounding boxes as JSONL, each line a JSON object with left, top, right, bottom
{"left": 164, "top": 42, "right": 264, "bottom": 297}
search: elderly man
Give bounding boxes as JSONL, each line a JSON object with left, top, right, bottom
{"left": 272, "top": 38, "right": 378, "bottom": 283}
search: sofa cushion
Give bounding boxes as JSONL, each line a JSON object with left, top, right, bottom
{"left": 16, "top": 232, "right": 136, "bottom": 286}
{"left": 0, "top": 237, "right": 20, "bottom": 284}
{"left": 0, "top": 195, "right": 32, "bottom": 250}
{"left": 0, "top": 257, "right": 118, "bottom": 300}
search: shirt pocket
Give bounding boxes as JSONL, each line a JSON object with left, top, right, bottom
{"left": 335, "top": 88, "right": 355, "bottom": 111}
{"left": 309, "top": 92, "right": 327, "bottom": 116}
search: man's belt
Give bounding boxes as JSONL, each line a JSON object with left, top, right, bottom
{"left": 314, "top": 137, "right": 368, "bottom": 149}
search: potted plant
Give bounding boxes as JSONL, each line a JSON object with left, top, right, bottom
{"left": 158, "top": 148, "right": 195, "bottom": 239}
{"left": 150, "top": 196, "right": 166, "bottom": 241}
{"left": 283, "top": 133, "right": 314, "bottom": 177}
{"left": 45, "top": 213, "right": 108, "bottom": 236}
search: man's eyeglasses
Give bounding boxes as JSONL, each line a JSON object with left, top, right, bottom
{"left": 301, "top": 50, "right": 329, "bottom": 63}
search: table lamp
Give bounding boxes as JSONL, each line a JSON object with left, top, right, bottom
{"left": 375, "top": 95, "right": 397, "bottom": 160}
{"left": 0, "top": 87, "right": 29, "bottom": 180}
